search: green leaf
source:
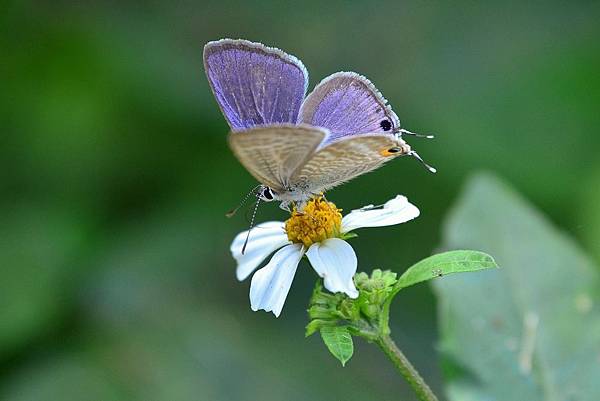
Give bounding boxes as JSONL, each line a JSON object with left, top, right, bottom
{"left": 396, "top": 250, "right": 498, "bottom": 290}
{"left": 320, "top": 326, "right": 354, "bottom": 366}
{"left": 434, "top": 173, "right": 600, "bottom": 401}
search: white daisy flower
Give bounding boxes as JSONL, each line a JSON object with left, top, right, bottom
{"left": 230, "top": 195, "right": 420, "bottom": 317}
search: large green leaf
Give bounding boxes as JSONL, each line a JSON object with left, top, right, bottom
{"left": 434, "top": 173, "right": 600, "bottom": 401}
{"left": 396, "top": 250, "right": 498, "bottom": 290}
{"left": 320, "top": 326, "right": 354, "bottom": 367}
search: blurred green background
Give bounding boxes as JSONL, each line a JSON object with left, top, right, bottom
{"left": 2, "top": 1, "right": 599, "bottom": 400}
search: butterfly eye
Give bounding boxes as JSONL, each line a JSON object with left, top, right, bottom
{"left": 380, "top": 119, "right": 392, "bottom": 131}
{"left": 261, "top": 187, "right": 275, "bottom": 201}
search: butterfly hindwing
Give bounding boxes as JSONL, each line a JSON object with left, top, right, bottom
{"left": 204, "top": 39, "right": 309, "bottom": 131}
{"left": 299, "top": 72, "right": 400, "bottom": 143}
{"left": 291, "top": 133, "right": 403, "bottom": 194}
{"left": 228, "top": 124, "right": 328, "bottom": 191}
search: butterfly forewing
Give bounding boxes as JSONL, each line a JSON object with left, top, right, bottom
{"left": 291, "top": 133, "right": 402, "bottom": 194}
{"left": 204, "top": 39, "right": 308, "bottom": 131}
{"left": 228, "top": 124, "right": 328, "bottom": 191}
{"left": 299, "top": 72, "right": 400, "bottom": 143}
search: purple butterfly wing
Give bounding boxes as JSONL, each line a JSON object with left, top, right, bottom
{"left": 203, "top": 39, "right": 309, "bottom": 131}
{"left": 299, "top": 72, "right": 400, "bottom": 143}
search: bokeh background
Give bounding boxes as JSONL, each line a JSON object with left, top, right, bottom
{"left": 2, "top": 1, "right": 600, "bottom": 400}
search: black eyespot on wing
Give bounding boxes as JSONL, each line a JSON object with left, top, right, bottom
{"left": 380, "top": 119, "right": 392, "bottom": 131}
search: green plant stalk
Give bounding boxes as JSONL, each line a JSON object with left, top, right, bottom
{"left": 375, "top": 334, "right": 439, "bottom": 401}
{"left": 374, "top": 290, "right": 438, "bottom": 401}
{"left": 355, "top": 304, "right": 439, "bottom": 400}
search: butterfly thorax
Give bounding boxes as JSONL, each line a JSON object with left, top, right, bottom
{"left": 276, "top": 186, "right": 317, "bottom": 211}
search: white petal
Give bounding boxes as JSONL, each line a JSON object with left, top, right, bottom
{"left": 249, "top": 244, "right": 304, "bottom": 317}
{"left": 341, "top": 195, "right": 420, "bottom": 233}
{"left": 230, "top": 221, "right": 290, "bottom": 281}
{"left": 306, "top": 238, "right": 358, "bottom": 298}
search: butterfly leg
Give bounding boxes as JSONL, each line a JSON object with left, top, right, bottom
{"left": 320, "top": 193, "right": 338, "bottom": 213}
{"left": 296, "top": 200, "right": 309, "bottom": 212}
{"left": 278, "top": 201, "right": 293, "bottom": 213}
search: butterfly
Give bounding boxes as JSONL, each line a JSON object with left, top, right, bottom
{"left": 203, "top": 38, "right": 434, "bottom": 211}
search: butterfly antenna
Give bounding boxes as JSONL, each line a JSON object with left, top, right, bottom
{"left": 398, "top": 128, "right": 435, "bottom": 139}
{"left": 226, "top": 184, "right": 262, "bottom": 218}
{"left": 242, "top": 197, "right": 261, "bottom": 255}
{"left": 409, "top": 150, "right": 437, "bottom": 173}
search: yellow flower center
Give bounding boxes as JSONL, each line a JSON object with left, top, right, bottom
{"left": 285, "top": 196, "right": 343, "bottom": 247}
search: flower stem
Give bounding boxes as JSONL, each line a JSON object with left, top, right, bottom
{"left": 376, "top": 334, "right": 439, "bottom": 401}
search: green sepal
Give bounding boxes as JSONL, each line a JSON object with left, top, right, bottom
{"left": 339, "top": 232, "right": 358, "bottom": 241}
{"left": 306, "top": 319, "right": 335, "bottom": 337}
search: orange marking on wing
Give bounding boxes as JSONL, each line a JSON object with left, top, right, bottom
{"left": 379, "top": 148, "right": 398, "bottom": 157}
